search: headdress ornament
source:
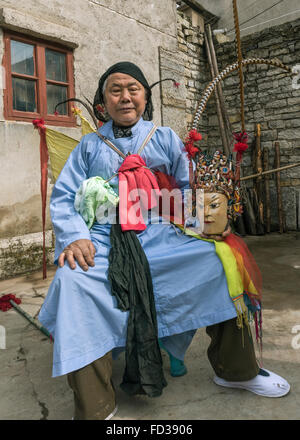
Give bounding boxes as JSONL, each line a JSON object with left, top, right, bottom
{"left": 191, "top": 150, "right": 243, "bottom": 219}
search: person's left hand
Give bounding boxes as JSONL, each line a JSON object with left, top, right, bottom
{"left": 199, "top": 224, "right": 231, "bottom": 242}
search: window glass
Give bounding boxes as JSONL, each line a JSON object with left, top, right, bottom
{"left": 12, "top": 77, "right": 36, "bottom": 112}
{"left": 47, "top": 84, "right": 67, "bottom": 114}
{"left": 45, "top": 49, "right": 67, "bottom": 82}
{"left": 11, "top": 40, "right": 35, "bottom": 76}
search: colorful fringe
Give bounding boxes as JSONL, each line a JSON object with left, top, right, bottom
{"left": 176, "top": 226, "right": 263, "bottom": 356}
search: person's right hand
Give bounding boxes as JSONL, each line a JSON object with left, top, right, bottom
{"left": 58, "top": 239, "right": 96, "bottom": 271}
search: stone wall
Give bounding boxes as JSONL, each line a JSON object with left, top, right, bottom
{"left": 0, "top": 0, "right": 178, "bottom": 279}
{"left": 206, "top": 18, "right": 300, "bottom": 231}
{"left": 159, "top": 10, "right": 209, "bottom": 143}
{"left": 2, "top": 3, "right": 299, "bottom": 279}
{"left": 162, "top": 10, "right": 300, "bottom": 232}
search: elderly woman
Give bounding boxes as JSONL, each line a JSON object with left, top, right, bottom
{"left": 38, "top": 62, "right": 289, "bottom": 420}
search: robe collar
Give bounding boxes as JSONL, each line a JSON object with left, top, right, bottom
{"left": 98, "top": 117, "right": 144, "bottom": 140}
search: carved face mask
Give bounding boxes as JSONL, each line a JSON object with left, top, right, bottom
{"left": 199, "top": 192, "right": 228, "bottom": 235}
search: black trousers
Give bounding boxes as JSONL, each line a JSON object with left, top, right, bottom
{"left": 68, "top": 318, "right": 259, "bottom": 419}
{"left": 206, "top": 317, "right": 259, "bottom": 382}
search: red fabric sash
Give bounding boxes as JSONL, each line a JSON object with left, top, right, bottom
{"left": 153, "top": 170, "right": 184, "bottom": 224}
{"left": 118, "top": 154, "right": 161, "bottom": 231}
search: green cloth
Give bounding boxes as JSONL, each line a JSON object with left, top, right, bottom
{"left": 74, "top": 176, "right": 119, "bottom": 229}
{"left": 108, "top": 222, "right": 167, "bottom": 397}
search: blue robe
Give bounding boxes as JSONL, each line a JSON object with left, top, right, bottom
{"left": 38, "top": 117, "right": 237, "bottom": 377}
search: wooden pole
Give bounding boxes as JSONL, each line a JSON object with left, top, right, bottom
{"left": 232, "top": 0, "right": 246, "bottom": 132}
{"left": 206, "top": 24, "right": 232, "bottom": 152}
{"left": 204, "top": 30, "right": 230, "bottom": 156}
{"left": 274, "top": 141, "right": 284, "bottom": 233}
{"left": 240, "top": 162, "right": 300, "bottom": 181}
{"left": 255, "top": 124, "right": 264, "bottom": 227}
{"left": 241, "top": 185, "right": 257, "bottom": 235}
{"left": 10, "top": 300, "right": 53, "bottom": 340}
{"left": 263, "top": 147, "right": 271, "bottom": 233}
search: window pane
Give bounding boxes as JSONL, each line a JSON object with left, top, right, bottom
{"left": 47, "top": 84, "right": 67, "bottom": 114}
{"left": 12, "top": 77, "right": 36, "bottom": 112}
{"left": 11, "top": 40, "right": 34, "bottom": 76}
{"left": 45, "top": 49, "right": 67, "bottom": 82}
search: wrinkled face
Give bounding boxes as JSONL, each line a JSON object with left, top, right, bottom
{"left": 200, "top": 192, "right": 228, "bottom": 235}
{"left": 103, "top": 72, "right": 147, "bottom": 127}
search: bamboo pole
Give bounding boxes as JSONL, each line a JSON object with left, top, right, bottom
{"left": 10, "top": 300, "right": 53, "bottom": 340}
{"left": 274, "top": 141, "right": 284, "bottom": 233}
{"left": 241, "top": 185, "right": 257, "bottom": 235}
{"left": 204, "top": 30, "right": 230, "bottom": 156}
{"left": 263, "top": 147, "right": 271, "bottom": 233}
{"left": 206, "top": 24, "right": 232, "bottom": 153}
{"left": 240, "top": 162, "right": 300, "bottom": 181}
{"left": 255, "top": 124, "right": 264, "bottom": 226}
{"left": 232, "top": 0, "right": 246, "bottom": 132}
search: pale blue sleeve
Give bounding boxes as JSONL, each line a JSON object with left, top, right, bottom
{"left": 50, "top": 137, "right": 92, "bottom": 263}
{"left": 168, "top": 129, "right": 190, "bottom": 191}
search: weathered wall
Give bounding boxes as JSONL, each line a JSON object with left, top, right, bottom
{"left": 162, "top": 9, "right": 300, "bottom": 232}
{"left": 2, "top": 1, "right": 299, "bottom": 279}
{"left": 0, "top": 0, "right": 178, "bottom": 278}
{"left": 207, "top": 18, "right": 300, "bottom": 231}
{"left": 159, "top": 10, "right": 209, "bottom": 143}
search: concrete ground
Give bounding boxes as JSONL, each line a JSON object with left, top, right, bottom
{"left": 0, "top": 232, "right": 300, "bottom": 420}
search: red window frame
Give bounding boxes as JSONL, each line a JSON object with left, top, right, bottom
{"left": 3, "top": 31, "right": 76, "bottom": 126}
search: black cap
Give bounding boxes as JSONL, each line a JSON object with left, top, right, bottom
{"left": 93, "top": 61, "right": 153, "bottom": 122}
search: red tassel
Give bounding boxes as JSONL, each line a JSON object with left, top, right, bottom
{"left": 96, "top": 104, "right": 105, "bottom": 113}
{"left": 233, "top": 131, "right": 248, "bottom": 153}
{"left": 33, "top": 119, "right": 48, "bottom": 279}
{"left": 0, "top": 294, "right": 21, "bottom": 312}
{"left": 184, "top": 129, "right": 202, "bottom": 159}
{"left": 233, "top": 131, "right": 248, "bottom": 183}
{"left": 233, "top": 141, "right": 248, "bottom": 152}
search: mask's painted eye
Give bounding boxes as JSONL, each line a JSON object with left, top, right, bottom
{"left": 210, "top": 203, "right": 220, "bottom": 209}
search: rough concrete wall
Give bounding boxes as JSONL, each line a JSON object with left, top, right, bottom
{"left": 206, "top": 18, "right": 300, "bottom": 231}
{"left": 0, "top": 0, "right": 178, "bottom": 278}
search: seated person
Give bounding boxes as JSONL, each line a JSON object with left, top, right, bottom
{"left": 38, "top": 62, "right": 290, "bottom": 421}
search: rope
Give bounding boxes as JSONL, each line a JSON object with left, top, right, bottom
{"left": 192, "top": 57, "right": 293, "bottom": 130}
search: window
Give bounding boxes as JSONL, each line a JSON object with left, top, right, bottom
{"left": 3, "top": 31, "right": 76, "bottom": 126}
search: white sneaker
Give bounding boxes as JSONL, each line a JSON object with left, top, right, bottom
{"left": 213, "top": 369, "right": 290, "bottom": 397}
{"left": 105, "top": 405, "right": 118, "bottom": 420}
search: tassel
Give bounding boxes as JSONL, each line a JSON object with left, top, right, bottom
{"left": 233, "top": 131, "right": 248, "bottom": 183}
{"left": 184, "top": 129, "right": 202, "bottom": 159}
{"left": 0, "top": 294, "right": 21, "bottom": 312}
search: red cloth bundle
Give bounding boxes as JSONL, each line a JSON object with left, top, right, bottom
{"left": 0, "top": 294, "right": 21, "bottom": 312}
{"left": 118, "top": 155, "right": 161, "bottom": 231}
